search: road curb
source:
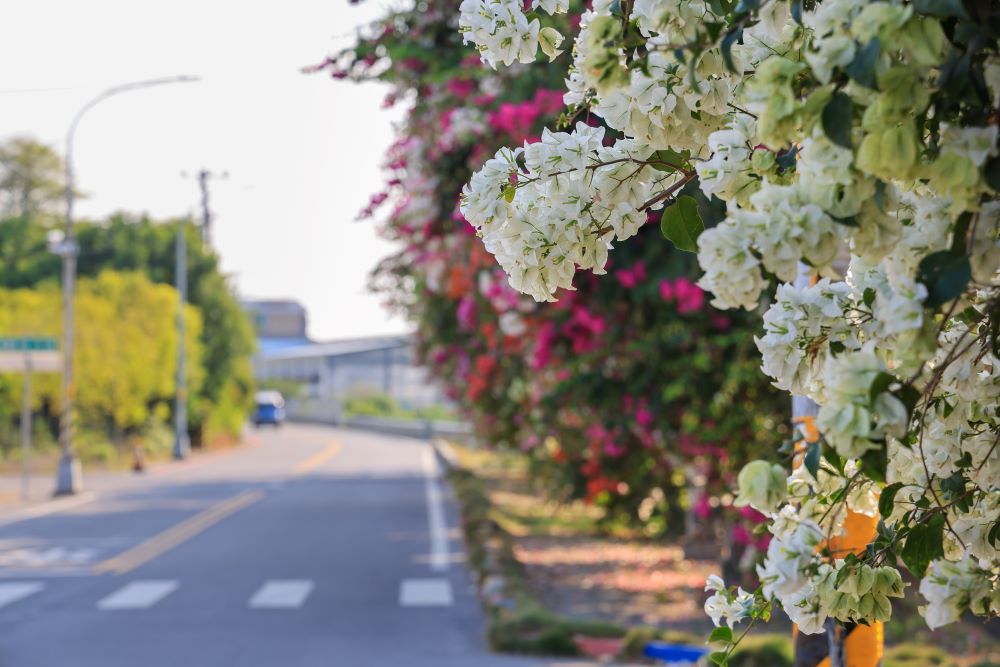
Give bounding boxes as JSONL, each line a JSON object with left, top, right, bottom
{"left": 430, "top": 439, "right": 460, "bottom": 471}
{"left": 0, "top": 491, "right": 97, "bottom": 528}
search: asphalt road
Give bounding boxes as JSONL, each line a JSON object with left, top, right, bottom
{"left": 0, "top": 424, "right": 556, "bottom": 667}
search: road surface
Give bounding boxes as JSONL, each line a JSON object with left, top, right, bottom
{"left": 0, "top": 424, "right": 559, "bottom": 667}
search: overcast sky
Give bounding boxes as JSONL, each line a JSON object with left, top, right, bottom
{"left": 1, "top": 0, "right": 409, "bottom": 341}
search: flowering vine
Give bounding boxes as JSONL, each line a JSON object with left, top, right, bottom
{"left": 319, "top": 0, "right": 789, "bottom": 544}
{"left": 457, "top": 0, "right": 1000, "bottom": 652}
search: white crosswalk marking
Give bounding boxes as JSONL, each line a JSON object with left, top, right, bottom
{"left": 248, "top": 580, "right": 314, "bottom": 609}
{"left": 399, "top": 578, "right": 453, "bottom": 607}
{"left": 0, "top": 582, "right": 44, "bottom": 609}
{"left": 97, "top": 580, "right": 178, "bottom": 610}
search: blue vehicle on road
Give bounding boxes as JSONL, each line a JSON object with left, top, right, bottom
{"left": 252, "top": 390, "right": 286, "bottom": 427}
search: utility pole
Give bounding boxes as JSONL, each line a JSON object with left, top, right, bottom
{"left": 21, "top": 354, "right": 32, "bottom": 501}
{"left": 174, "top": 169, "right": 224, "bottom": 460}
{"left": 195, "top": 169, "right": 226, "bottom": 248}
{"left": 173, "top": 219, "right": 190, "bottom": 460}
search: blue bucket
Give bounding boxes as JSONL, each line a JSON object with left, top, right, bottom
{"left": 643, "top": 641, "right": 710, "bottom": 665}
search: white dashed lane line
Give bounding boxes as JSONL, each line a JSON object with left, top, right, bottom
{"left": 399, "top": 578, "right": 453, "bottom": 607}
{"left": 421, "top": 449, "right": 450, "bottom": 573}
{"left": 97, "top": 580, "right": 179, "bottom": 610}
{"left": 248, "top": 580, "right": 314, "bottom": 609}
{"left": 0, "top": 582, "right": 44, "bottom": 609}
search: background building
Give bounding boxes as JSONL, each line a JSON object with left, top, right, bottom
{"left": 241, "top": 299, "right": 311, "bottom": 354}
{"left": 242, "top": 300, "right": 449, "bottom": 423}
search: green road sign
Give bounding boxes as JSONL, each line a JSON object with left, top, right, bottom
{"left": 0, "top": 336, "right": 58, "bottom": 351}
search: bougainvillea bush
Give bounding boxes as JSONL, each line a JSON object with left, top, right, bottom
{"left": 453, "top": 0, "right": 1000, "bottom": 656}
{"left": 315, "top": 0, "right": 788, "bottom": 542}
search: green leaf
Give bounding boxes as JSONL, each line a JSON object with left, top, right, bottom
{"left": 790, "top": 0, "right": 803, "bottom": 24}
{"left": 708, "top": 626, "right": 733, "bottom": 644}
{"left": 660, "top": 195, "right": 705, "bottom": 252}
{"left": 940, "top": 472, "right": 965, "bottom": 496}
{"left": 869, "top": 371, "right": 895, "bottom": 404}
{"left": 707, "top": 0, "right": 736, "bottom": 15}
{"left": 845, "top": 38, "right": 881, "bottom": 89}
{"left": 863, "top": 287, "right": 877, "bottom": 308}
{"left": 734, "top": 0, "right": 760, "bottom": 14}
{"left": 776, "top": 145, "right": 799, "bottom": 172}
{"left": 861, "top": 446, "right": 887, "bottom": 484}
{"left": 916, "top": 250, "right": 972, "bottom": 308}
{"left": 878, "top": 482, "right": 904, "bottom": 517}
{"left": 988, "top": 521, "right": 1000, "bottom": 548}
{"left": 650, "top": 148, "right": 691, "bottom": 171}
{"left": 709, "top": 651, "right": 729, "bottom": 666}
{"left": 912, "top": 0, "right": 969, "bottom": 19}
{"left": 874, "top": 180, "right": 887, "bottom": 212}
{"left": 822, "top": 442, "right": 845, "bottom": 474}
{"left": 901, "top": 513, "right": 945, "bottom": 577}
{"left": 956, "top": 451, "right": 973, "bottom": 469}
{"left": 950, "top": 212, "right": 972, "bottom": 255}
{"left": 721, "top": 29, "right": 743, "bottom": 74}
{"left": 804, "top": 439, "right": 820, "bottom": 479}
{"left": 703, "top": 21, "right": 725, "bottom": 42}
{"left": 984, "top": 155, "right": 1000, "bottom": 191}
{"left": 897, "top": 383, "right": 921, "bottom": 421}
{"left": 821, "top": 92, "right": 854, "bottom": 149}
{"left": 832, "top": 214, "right": 859, "bottom": 227}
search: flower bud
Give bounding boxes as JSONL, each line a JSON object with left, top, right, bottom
{"left": 734, "top": 460, "right": 787, "bottom": 514}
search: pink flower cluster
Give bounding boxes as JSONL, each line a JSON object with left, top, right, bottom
{"left": 531, "top": 321, "right": 557, "bottom": 370}
{"left": 659, "top": 277, "right": 705, "bottom": 314}
{"left": 457, "top": 295, "right": 477, "bottom": 330}
{"left": 567, "top": 306, "right": 606, "bottom": 354}
{"left": 623, "top": 394, "right": 656, "bottom": 447}
{"left": 586, "top": 423, "right": 627, "bottom": 458}
{"left": 488, "top": 89, "right": 565, "bottom": 142}
{"left": 615, "top": 261, "right": 647, "bottom": 288}
{"left": 479, "top": 270, "right": 522, "bottom": 312}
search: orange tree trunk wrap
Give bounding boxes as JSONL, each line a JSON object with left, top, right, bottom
{"left": 792, "top": 414, "right": 883, "bottom": 667}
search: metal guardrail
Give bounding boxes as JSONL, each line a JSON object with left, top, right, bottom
{"left": 337, "top": 415, "right": 474, "bottom": 442}
{"left": 281, "top": 398, "right": 473, "bottom": 442}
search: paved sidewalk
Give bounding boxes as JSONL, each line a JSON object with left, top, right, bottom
{"left": 0, "top": 435, "right": 261, "bottom": 517}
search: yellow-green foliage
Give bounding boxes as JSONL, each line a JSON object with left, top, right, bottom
{"left": 0, "top": 270, "right": 202, "bottom": 431}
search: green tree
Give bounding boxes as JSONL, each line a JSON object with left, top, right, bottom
{"left": 74, "top": 215, "right": 255, "bottom": 442}
{"left": 0, "top": 271, "right": 203, "bottom": 453}
{"left": 0, "top": 137, "right": 64, "bottom": 220}
{"left": 0, "top": 138, "right": 256, "bottom": 444}
{"left": 0, "top": 138, "right": 65, "bottom": 286}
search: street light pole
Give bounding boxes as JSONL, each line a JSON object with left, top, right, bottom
{"left": 55, "top": 75, "right": 200, "bottom": 495}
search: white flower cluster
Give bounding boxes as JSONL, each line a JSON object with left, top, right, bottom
{"left": 704, "top": 574, "right": 755, "bottom": 629}
{"left": 459, "top": 0, "right": 565, "bottom": 69}
{"left": 461, "top": 124, "right": 666, "bottom": 300}
{"left": 457, "top": 0, "right": 1000, "bottom": 633}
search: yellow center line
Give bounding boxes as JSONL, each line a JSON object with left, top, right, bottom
{"left": 94, "top": 489, "right": 265, "bottom": 575}
{"left": 292, "top": 440, "right": 342, "bottom": 476}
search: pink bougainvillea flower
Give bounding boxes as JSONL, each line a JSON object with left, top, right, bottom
{"left": 659, "top": 279, "right": 674, "bottom": 301}
{"left": 673, "top": 277, "right": 705, "bottom": 314}
{"left": 615, "top": 261, "right": 646, "bottom": 288}
{"left": 446, "top": 78, "right": 475, "bottom": 99}
{"left": 456, "top": 295, "right": 477, "bottom": 330}
{"left": 635, "top": 405, "right": 653, "bottom": 428}
{"left": 693, "top": 493, "right": 711, "bottom": 520}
